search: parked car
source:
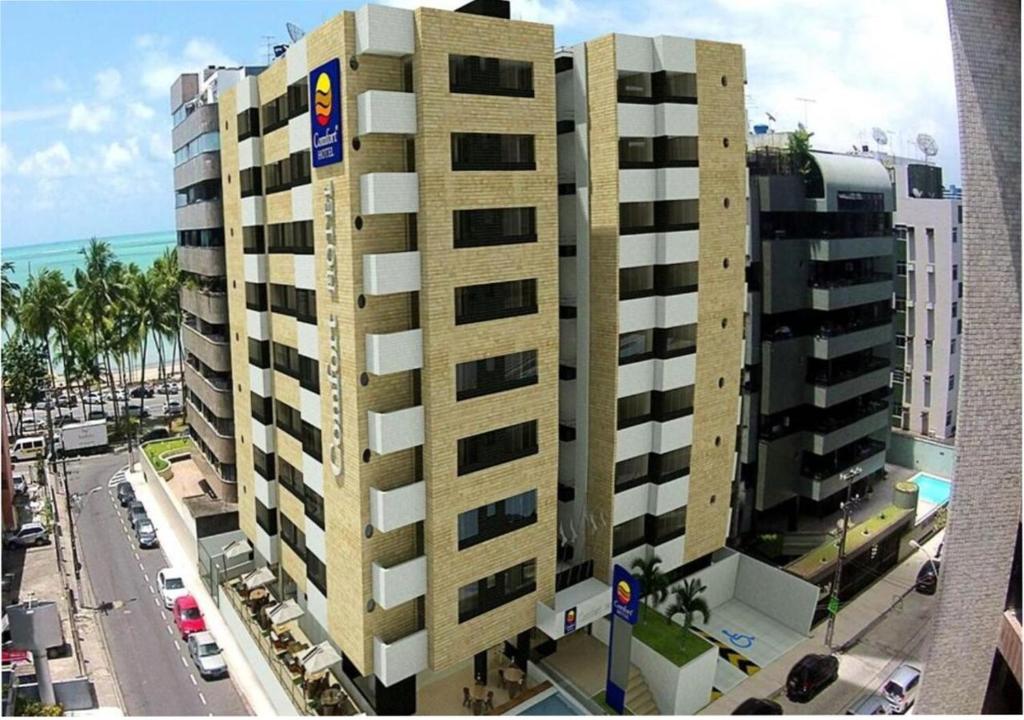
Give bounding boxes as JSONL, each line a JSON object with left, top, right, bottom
{"left": 19, "top": 418, "right": 40, "bottom": 435}
{"left": 162, "top": 400, "right": 183, "bottom": 416}
{"left": 116, "top": 481, "right": 135, "bottom": 507}
{"left": 85, "top": 391, "right": 104, "bottom": 406}
{"left": 124, "top": 406, "right": 150, "bottom": 419}
{"left": 847, "top": 694, "right": 894, "bottom": 715}
{"left": 173, "top": 595, "right": 206, "bottom": 639}
{"left": 129, "top": 385, "right": 154, "bottom": 398}
{"left": 141, "top": 428, "right": 171, "bottom": 443}
{"left": 157, "top": 569, "right": 188, "bottom": 610}
{"left": 4, "top": 522, "right": 49, "bottom": 550}
{"left": 128, "top": 501, "right": 148, "bottom": 529}
{"left": 56, "top": 394, "right": 77, "bottom": 408}
{"left": 188, "top": 631, "right": 228, "bottom": 679}
{"left": 157, "top": 381, "right": 180, "bottom": 395}
{"left": 914, "top": 561, "right": 940, "bottom": 595}
{"left": 11, "top": 474, "right": 27, "bottom": 495}
{"left": 105, "top": 389, "right": 128, "bottom": 403}
{"left": 882, "top": 664, "right": 921, "bottom": 713}
{"left": 733, "top": 698, "right": 784, "bottom": 715}
{"left": 87, "top": 409, "right": 107, "bottom": 421}
{"left": 135, "top": 519, "right": 159, "bottom": 549}
{"left": 786, "top": 654, "right": 839, "bottom": 703}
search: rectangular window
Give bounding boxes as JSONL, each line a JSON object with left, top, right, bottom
{"left": 613, "top": 516, "right": 646, "bottom": 555}
{"left": 255, "top": 498, "right": 278, "bottom": 536}
{"left": 655, "top": 386, "right": 695, "bottom": 421}
{"left": 264, "top": 151, "right": 311, "bottom": 194}
{"left": 455, "top": 279, "right": 537, "bottom": 325}
{"left": 618, "top": 392, "right": 653, "bottom": 428}
{"left": 617, "top": 70, "right": 697, "bottom": 104}
{"left": 248, "top": 338, "right": 271, "bottom": 369}
{"left": 280, "top": 514, "right": 305, "bottom": 557}
{"left": 615, "top": 455, "right": 650, "bottom": 492}
{"left": 304, "top": 487, "right": 325, "bottom": 529}
{"left": 253, "top": 447, "right": 275, "bottom": 481}
{"left": 250, "top": 392, "right": 273, "bottom": 424}
{"left": 267, "top": 221, "right": 314, "bottom": 255}
{"left": 453, "top": 207, "right": 537, "bottom": 248}
{"left": 896, "top": 261, "right": 907, "bottom": 276}
{"left": 951, "top": 338, "right": 956, "bottom": 354}
{"left": 296, "top": 288, "right": 317, "bottom": 324}
{"left": 306, "top": 551, "right": 327, "bottom": 595}
{"left": 619, "top": 200, "right": 699, "bottom": 234}
{"left": 451, "top": 133, "right": 535, "bottom": 171}
{"left": 456, "top": 350, "right": 538, "bottom": 400}
{"left": 952, "top": 264, "right": 958, "bottom": 280}
{"left": 299, "top": 356, "right": 320, "bottom": 394}
{"left": 287, "top": 80, "right": 309, "bottom": 117}
{"left": 173, "top": 131, "right": 219, "bottom": 166}
{"left": 237, "top": 107, "right": 261, "bottom": 142}
{"left": 457, "top": 559, "right": 536, "bottom": 623}
{"left": 656, "top": 262, "right": 699, "bottom": 295}
{"left": 951, "top": 302, "right": 957, "bottom": 318}
{"left": 449, "top": 55, "right": 534, "bottom": 97}
{"left": 270, "top": 285, "right": 316, "bottom": 322}
{"left": 261, "top": 94, "right": 289, "bottom": 134}
{"left": 273, "top": 342, "right": 300, "bottom": 379}
{"left": 656, "top": 324, "right": 697, "bottom": 357}
{"left": 301, "top": 422, "right": 322, "bottom": 462}
{"left": 275, "top": 400, "right": 302, "bottom": 440}
{"left": 650, "top": 507, "right": 687, "bottom": 545}
{"left": 240, "top": 167, "right": 262, "bottom": 198}
{"left": 619, "top": 266, "right": 655, "bottom": 300}
{"left": 245, "top": 282, "right": 267, "bottom": 311}
{"left": 619, "top": 136, "right": 699, "bottom": 168}
{"left": 653, "top": 446, "right": 691, "bottom": 482}
{"left": 895, "top": 335, "right": 907, "bottom": 348}
{"left": 457, "top": 490, "right": 538, "bottom": 550}
{"left": 458, "top": 420, "right": 538, "bottom": 476}
{"left": 945, "top": 410, "right": 953, "bottom": 426}
{"left": 619, "top": 329, "right": 654, "bottom": 364}
{"left": 948, "top": 374, "right": 955, "bottom": 391}
{"left": 957, "top": 319, "right": 962, "bottom": 335}
{"left": 277, "top": 457, "right": 304, "bottom": 499}
{"left": 242, "top": 226, "right": 265, "bottom": 254}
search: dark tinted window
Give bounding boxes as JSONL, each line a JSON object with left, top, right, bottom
{"left": 455, "top": 279, "right": 537, "bottom": 325}
{"left": 458, "top": 490, "right": 537, "bottom": 550}
{"left": 255, "top": 498, "right": 278, "bottom": 536}
{"left": 452, "top": 133, "right": 535, "bottom": 171}
{"left": 250, "top": 392, "right": 273, "bottom": 424}
{"left": 458, "top": 559, "right": 536, "bottom": 623}
{"left": 273, "top": 342, "right": 300, "bottom": 378}
{"left": 458, "top": 420, "right": 538, "bottom": 475}
{"left": 253, "top": 447, "right": 275, "bottom": 480}
{"left": 261, "top": 94, "right": 288, "bottom": 134}
{"left": 245, "top": 282, "right": 267, "bottom": 311}
{"left": 280, "top": 514, "right": 305, "bottom": 556}
{"left": 240, "top": 167, "right": 262, "bottom": 198}
{"left": 454, "top": 207, "right": 537, "bottom": 248}
{"left": 242, "top": 226, "right": 265, "bottom": 254}
{"left": 456, "top": 350, "right": 537, "bottom": 400}
{"left": 237, "top": 108, "right": 261, "bottom": 142}
{"left": 248, "top": 339, "right": 270, "bottom": 369}
{"left": 306, "top": 551, "right": 327, "bottom": 594}
{"left": 304, "top": 488, "right": 325, "bottom": 529}
{"left": 277, "top": 457, "right": 303, "bottom": 499}
{"left": 287, "top": 80, "right": 309, "bottom": 117}
{"left": 449, "top": 54, "right": 534, "bottom": 97}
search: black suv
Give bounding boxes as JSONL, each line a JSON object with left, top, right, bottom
{"left": 733, "top": 698, "right": 783, "bottom": 715}
{"left": 786, "top": 654, "right": 839, "bottom": 703}
{"left": 915, "top": 560, "right": 940, "bottom": 595}
{"left": 116, "top": 481, "right": 135, "bottom": 507}
{"left": 130, "top": 385, "right": 155, "bottom": 398}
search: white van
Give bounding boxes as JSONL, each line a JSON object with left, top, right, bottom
{"left": 11, "top": 436, "right": 46, "bottom": 462}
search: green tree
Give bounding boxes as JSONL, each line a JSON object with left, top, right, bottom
{"left": 631, "top": 555, "right": 670, "bottom": 610}
{"left": 1, "top": 260, "right": 20, "bottom": 340}
{"left": 787, "top": 124, "right": 815, "bottom": 178}
{"left": 73, "top": 238, "right": 125, "bottom": 423}
{"left": 665, "top": 578, "right": 711, "bottom": 632}
{"left": 2, "top": 332, "right": 47, "bottom": 435}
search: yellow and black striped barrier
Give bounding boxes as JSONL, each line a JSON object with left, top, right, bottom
{"left": 692, "top": 627, "right": 762, "bottom": 677}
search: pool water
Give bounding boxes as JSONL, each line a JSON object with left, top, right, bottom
{"left": 911, "top": 473, "right": 951, "bottom": 505}
{"left": 517, "top": 692, "right": 584, "bottom": 716}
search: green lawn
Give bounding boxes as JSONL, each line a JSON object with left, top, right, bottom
{"left": 592, "top": 690, "right": 635, "bottom": 715}
{"left": 633, "top": 604, "right": 713, "bottom": 667}
{"left": 144, "top": 436, "right": 191, "bottom": 471}
{"left": 787, "top": 503, "right": 913, "bottom": 577}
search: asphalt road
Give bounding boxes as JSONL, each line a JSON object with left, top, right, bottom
{"left": 16, "top": 391, "right": 183, "bottom": 429}
{"left": 66, "top": 451, "right": 248, "bottom": 716}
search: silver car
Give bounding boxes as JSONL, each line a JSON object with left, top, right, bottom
{"left": 188, "top": 631, "right": 228, "bottom": 679}
{"left": 847, "top": 694, "right": 894, "bottom": 715}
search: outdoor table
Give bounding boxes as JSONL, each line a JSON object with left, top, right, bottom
{"left": 470, "top": 685, "right": 487, "bottom": 702}
{"left": 320, "top": 687, "right": 343, "bottom": 706}
{"left": 504, "top": 667, "right": 524, "bottom": 697}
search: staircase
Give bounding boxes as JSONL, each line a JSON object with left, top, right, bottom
{"left": 626, "top": 666, "right": 659, "bottom": 715}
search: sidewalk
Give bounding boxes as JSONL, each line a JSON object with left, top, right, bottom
{"left": 701, "top": 531, "right": 944, "bottom": 714}
{"left": 127, "top": 464, "right": 275, "bottom": 717}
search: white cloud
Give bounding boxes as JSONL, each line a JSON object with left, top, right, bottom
{"left": 16, "top": 142, "right": 75, "bottom": 178}
{"left": 0, "top": 144, "right": 13, "bottom": 174}
{"left": 67, "top": 103, "right": 114, "bottom": 133}
{"left": 128, "top": 102, "right": 156, "bottom": 120}
{"left": 0, "top": 107, "right": 63, "bottom": 125}
{"left": 45, "top": 76, "right": 68, "bottom": 93}
{"left": 101, "top": 139, "right": 139, "bottom": 172}
{"left": 138, "top": 36, "right": 239, "bottom": 98}
{"left": 95, "top": 68, "right": 123, "bottom": 99}
{"left": 147, "top": 132, "right": 169, "bottom": 161}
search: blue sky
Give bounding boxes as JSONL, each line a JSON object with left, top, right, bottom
{"left": 1, "top": 0, "right": 959, "bottom": 248}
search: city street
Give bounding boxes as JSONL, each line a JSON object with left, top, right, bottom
{"left": 13, "top": 387, "right": 183, "bottom": 432}
{"left": 65, "top": 451, "right": 248, "bottom": 716}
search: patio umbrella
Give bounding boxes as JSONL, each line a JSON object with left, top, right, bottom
{"left": 299, "top": 641, "right": 342, "bottom": 675}
{"left": 266, "top": 598, "right": 304, "bottom": 626}
{"left": 242, "top": 565, "right": 276, "bottom": 590}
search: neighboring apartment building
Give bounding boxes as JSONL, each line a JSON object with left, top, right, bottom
{"left": 735, "top": 149, "right": 895, "bottom": 537}
{"left": 554, "top": 35, "right": 748, "bottom": 584}
{"left": 172, "top": 66, "right": 260, "bottom": 501}
{"left": 890, "top": 158, "right": 962, "bottom": 440}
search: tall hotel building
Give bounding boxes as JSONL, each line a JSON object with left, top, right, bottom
{"left": 203, "top": 0, "right": 747, "bottom": 713}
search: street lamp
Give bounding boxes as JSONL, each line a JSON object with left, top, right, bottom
{"left": 909, "top": 539, "right": 938, "bottom": 573}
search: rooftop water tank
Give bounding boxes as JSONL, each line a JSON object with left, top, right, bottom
{"left": 753, "top": 124, "right": 769, "bottom": 135}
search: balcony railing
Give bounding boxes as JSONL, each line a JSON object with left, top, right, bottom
{"left": 802, "top": 438, "right": 886, "bottom": 480}
{"left": 809, "top": 356, "right": 890, "bottom": 387}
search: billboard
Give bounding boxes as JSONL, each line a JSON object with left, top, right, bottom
{"left": 309, "top": 59, "right": 342, "bottom": 167}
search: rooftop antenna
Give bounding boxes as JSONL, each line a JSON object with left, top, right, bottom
{"left": 795, "top": 96, "right": 816, "bottom": 128}
{"left": 871, "top": 127, "right": 888, "bottom": 157}
{"left": 916, "top": 133, "right": 938, "bottom": 165}
{"left": 286, "top": 22, "right": 306, "bottom": 42}
{"left": 261, "top": 35, "right": 275, "bottom": 65}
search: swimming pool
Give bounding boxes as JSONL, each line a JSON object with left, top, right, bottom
{"left": 911, "top": 472, "right": 951, "bottom": 505}
{"left": 515, "top": 690, "right": 585, "bottom": 715}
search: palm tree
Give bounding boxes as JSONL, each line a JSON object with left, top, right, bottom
{"left": 2, "top": 260, "right": 20, "bottom": 340}
{"left": 631, "top": 556, "right": 670, "bottom": 611}
{"left": 19, "top": 270, "right": 71, "bottom": 450}
{"left": 665, "top": 578, "right": 711, "bottom": 632}
{"left": 74, "top": 239, "right": 124, "bottom": 423}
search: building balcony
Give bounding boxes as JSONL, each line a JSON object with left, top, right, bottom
{"left": 810, "top": 277, "right": 893, "bottom": 311}
{"left": 180, "top": 286, "right": 228, "bottom": 325}
{"left": 182, "top": 323, "right": 231, "bottom": 373}
{"left": 184, "top": 362, "right": 234, "bottom": 418}
{"left": 363, "top": 251, "right": 421, "bottom": 295}
{"left": 357, "top": 90, "right": 417, "bottom": 135}
{"left": 360, "top": 172, "right": 419, "bottom": 215}
{"left": 171, "top": 103, "right": 218, "bottom": 153}
{"left": 178, "top": 243, "right": 226, "bottom": 277}
{"left": 372, "top": 555, "right": 426, "bottom": 610}
{"left": 618, "top": 229, "right": 699, "bottom": 269}
{"left": 812, "top": 320, "right": 893, "bottom": 359}
{"left": 175, "top": 199, "right": 224, "bottom": 232}
{"left": 617, "top": 103, "right": 698, "bottom": 137}
{"left": 536, "top": 577, "right": 611, "bottom": 641}
{"left": 809, "top": 406, "right": 890, "bottom": 455}
{"left": 250, "top": 417, "right": 274, "bottom": 453}
{"left": 810, "top": 363, "right": 891, "bottom": 408}
{"left": 650, "top": 533, "right": 686, "bottom": 573}
{"left": 615, "top": 414, "right": 693, "bottom": 462}
{"left": 373, "top": 629, "right": 427, "bottom": 688}
{"left": 355, "top": 3, "right": 415, "bottom": 57}
{"left": 365, "top": 329, "right": 422, "bottom": 375}
{"left": 618, "top": 167, "right": 699, "bottom": 203}
{"left": 796, "top": 441, "right": 886, "bottom": 502}
{"left": 617, "top": 352, "right": 696, "bottom": 397}
{"left": 174, "top": 152, "right": 221, "bottom": 191}
{"left": 369, "top": 480, "right": 425, "bottom": 533}
{"left": 807, "top": 235, "right": 893, "bottom": 262}
{"left": 186, "top": 398, "right": 236, "bottom": 464}
{"left": 618, "top": 292, "right": 699, "bottom": 334}
{"left": 367, "top": 406, "right": 424, "bottom": 456}
{"left": 613, "top": 473, "right": 689, "bottom": 524}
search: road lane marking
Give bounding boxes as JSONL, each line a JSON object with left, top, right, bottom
{"left": 174, "top": 640, "right": 181, "bottom": 650}
{"left": 181, "top": 656, "right": 189, "bottom": 668}
{"left": 198, "top": 693, "right": 207, "bottom": 706}
{"left": 190, "top": 675, "right": 198, "bottom": 686}
{"left": 166, "top": 626, "right": 173, "bottom": 635}
{"left": 154, "top": 597, "right": 161, "bottom": 606}
{"left": 143, "top": 573, "right": 150, "bottom": 583}
{"left": 148, "top": 585, "right": 155, "bottom": 594}
{"left": 134, "top": 552, "right": 140, "bottom": 561}
{"left": 138, "top": 562, "right": 144, "bottom": 571}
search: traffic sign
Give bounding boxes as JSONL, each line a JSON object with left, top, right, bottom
{"left": 828, "top": 597, "right": 840, "bottom": 616}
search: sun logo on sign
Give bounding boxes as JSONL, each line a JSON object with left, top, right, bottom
{"left": 314, "top": 72, "right": 332, "bottom": 127}
{"left": 616, "top": 580, "right": 632, "bottom": 606}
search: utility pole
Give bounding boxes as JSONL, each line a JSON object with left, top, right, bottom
{"left": 824, "top": 466, "right": 863, "bottom": 650}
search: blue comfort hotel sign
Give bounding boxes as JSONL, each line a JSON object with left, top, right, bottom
{"left": 309, "top": 59, "right": 342, "bottom": 167}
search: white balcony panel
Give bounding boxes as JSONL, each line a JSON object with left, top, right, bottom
{"left": 303, "top": 454, "right": 324, "bottom": 497}
{"left": 536, "top": 578, "right": 611, "bottom": 641}
{"left": 649, "top": 474, "right": 688, "bottom": 516}
{"left": 560, "top": 257, "right": 577, "bottom": 305}
{"left": 360, "top": 172, "right": 419, "bottom": 215}
{"left": 615, "top": 34, "right": 656, "bottom": 72}
{"left": 363, "top": 251, "right": 421, "bottom": 295}
{"left": 617, "top": 104, "right": 698, "bottom": 137}
{"left": 305, "top": 520, "right": 326, "bottom": 562}
{"left": 291, "top": 181, "right": 313, "bottom": 220}
{"left": 373, "top": 629, "right": 428, "bottom": 687}
{"left": 618, "top": 105, "right": 656, "bottom": 137}
{"left": 618, "top": 292, "right": 699, "bottom": 333}
{"left": 307, "top": 583, "right": 328, "bottom": 629}
{"left": 356, "top": 4, "right": 414, "bottom": 57}
{"left": 250, "top": 419, "right": 275, "bottom": 453}
{"left": 254, "top": 525, "right": 279, "bottom": 565}
{"left": 652, "top": 36, "right": 697, "bottom": 72}
{"left": 365, "top": 329, "right": 423, "bottom": 375}
{"left": 289, "top": 113, "right": 311, "bottom": 153}
{"left": 300, "top": 388, "right": 321, "bottom": 430}
{"left": 368, "top": 406, "right": 424, "bottom": 455}
{"left": 357, "top": 90, "right": 417, "bottom": 135}
{"left": 613, "top": 483, "right": 648, "bottom": 524}
{"left": 242, "top": 196, "right": 265, "bottom": 227}
{"left": 619, "top": 230, "right": 699, "bottom": 269}
{"left": 558, "top": 134, "right": 575, "bottom": 183}
{"left": 615, "top": 415, "right": 693, "bottom": 462}
{"left": 369, "top": 481, "right": 426, "bottom": 533}
{"left": 238, "top": 137, "right": 262, "bottom": 169}
{"left": 651, "top": 534, "right": 686, "bottom": 573}
{"left": 249, "top": 365, "right": 273, "bottom": 397}
{"left": 253, "top": 471, "right": 278, "bottom": 509}
{"left": 235, "top": 76, "right": 259, "bottom": 113}
{"left": 246, "top": 309, "right": 271, "bottom": 341}
{"left": 619, "top": 168, "right": 699, "bottom": 203}
{"left": 244, "top": 255, "right": 268, "bottom": 284}
{"left": 286, "top": 37, "right": 308, "bottom": 84}
{"left": 297, "top": 320, "right": 319, "bottom": 358}
{"left": 294, "top": 254, "right": 316, "bottom": 290}
{"left": 372, "top": 555, "right": 426, "bottom": 609}
{"left": 617, "top": 353, "right": 696, "bottom": 397}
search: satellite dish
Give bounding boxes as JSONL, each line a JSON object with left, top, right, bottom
{"left": 872, "top": 127, "right": 888, "bottom": 146}
{"left": 916, "top": 133, "right": 938, "bottom": 158}
{"left": 286, "top": 22, "right": 306, "bottom": 42}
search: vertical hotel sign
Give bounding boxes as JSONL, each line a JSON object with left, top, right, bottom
{"left": 310, "top": 59, "right": 342, "bottom": 167}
